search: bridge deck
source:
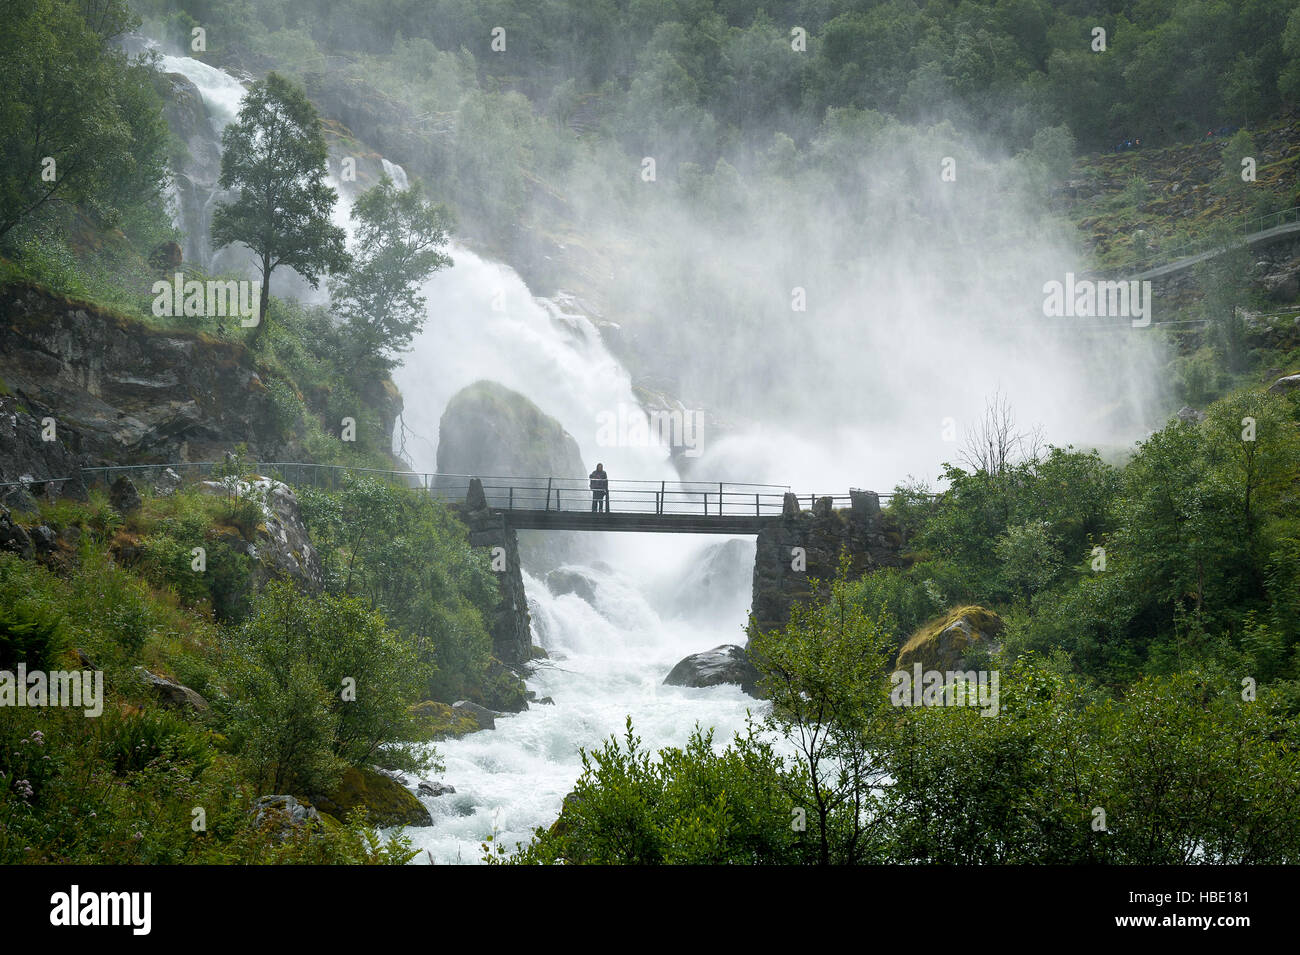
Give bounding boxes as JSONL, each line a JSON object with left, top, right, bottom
{"left": 495, "top": 508, "right": 778, "bottom": 534}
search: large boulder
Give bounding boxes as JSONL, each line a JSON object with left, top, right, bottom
{"left": 436, "top": 380, "right": 586, "bottom": 480}
{"left": 664, "top": 644, "right": 761, "bottom": 696}
{"left": 1267, "top": 373, "right": 1300, "bottom": 395}
{"left": 546, "top": 567, "right": 599, "bottom": 604}
{"left": 0, "top": 505, "right": 34, "bottom": 558}
{"left": 133, "top": 666, "right": 210, "bottom": 714}
{"left": 251, "top": 795, "right": 324, "bottom": 842}
{"left": 311, "top": 766, "right": 432, "bottom": 828}
{"left": 452, "top": 699, "right": 500, "bottom": 730}
{"left": 109, "top": 475, "right": 141, "bottom": 514}
{"left": 896, "top": 606, "right": 1005, "bottom": 672}
{"left": 197, "top": 476, "right": 323, "bottom": 593}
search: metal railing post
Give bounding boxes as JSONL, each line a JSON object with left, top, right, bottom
{"left": 546, "top": 477, "right": 552, "bottom": 511}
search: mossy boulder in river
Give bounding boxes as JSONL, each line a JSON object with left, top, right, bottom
{"left": 895, "top": 606, "right": 1005, "bottom": 672}
{"left": 436, "top": 379, "right": 586, "bottom": 479}
{"left": 311, "top": 766, "right": 432, "bottom": 828}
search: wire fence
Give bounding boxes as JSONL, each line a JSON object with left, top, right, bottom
{"left": 3, "top": 462, "right": 917, "bottom": 519}
{"left": 1122, "top": 205, "right": 1300, "bottom": 274}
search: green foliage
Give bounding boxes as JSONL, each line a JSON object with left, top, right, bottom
{"left": 502, "top": 719, "right": 799, "bottom": 865}
{"left": 99, "top": 707, "right": 213, "bottom": 777}
{"left": 296, "top": 477, "right": 497, "bottom": 702}
{"left": 211, "top": 72, "right": 348, "bottom": 338}
{"left": 749, "top": 555, "right": 897, "bottom": 864}
{"left": 0, "top": 560, "right": 71, "bottom": 669}
{"left": 220, "top": 581, "right": 429, "bottom": 795}
{"left": 0, "top": 0, "right": 168, "bottom": 244}
{"left": 333, "top": 175, "right": 454, "bottom": 374}
{"left": 513, "top": 626, "right": 1300, "bottom": 864}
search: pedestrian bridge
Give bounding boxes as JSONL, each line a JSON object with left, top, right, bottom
{"left": 448, "top": 475, "right": 861, "bottom": 534}
{"left": 49, "top": 463, "right": 874, "bottom": 535}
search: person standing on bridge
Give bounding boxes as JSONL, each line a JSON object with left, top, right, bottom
{"left": 590, "top": 463, "right": 609, "bottom": 513}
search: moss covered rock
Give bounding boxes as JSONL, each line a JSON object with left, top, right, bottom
{"left": 409, "top": 700, "right": 481, "bottom": 740}
{"left": 895, "top": 605, "right": 1005, "bottom": 672}
{"left": 435, "top": 379, "right": 586, "bottom": 479}
{"left": 311, "top": 766, "right": 432, "bottom": 828}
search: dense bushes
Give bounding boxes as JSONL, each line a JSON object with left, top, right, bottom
{"left": 509, "top": 614, "right": 1300, "bottom": 865}
{"left": 0, "top": 470, "right": 500, "bottom": 863}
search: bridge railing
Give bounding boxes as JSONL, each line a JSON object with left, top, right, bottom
{"left": 433, "top": 475, "right": 798, "bottom": 517}
{"left": 26, "top": 463, "right": 902, "bottom": 520}
{"left": 1116, "top": 204, "right": 1300, "bottom": 275}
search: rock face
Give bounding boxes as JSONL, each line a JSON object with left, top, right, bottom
{"left": 197, "top": 477, "right": 324, "bottom": 594}
{"left": 436, "top": 380, "right": 586, "bottom": 480}
{"left": 311, "top": 766, "right": 433, "bottom": 828}
{"left": 0, "top": 283, "right": 281, "bottom": 465}
{"left": 0, "top": 396, "right": 88, "bottom": 503}
{"left": 664, "top": 644, "right": 760, "bottom": 696}
{"left": 749, "top": 490, "right": 902, "bottom": 635}
{"left": 895, "top": 606, "right": 1005, "bottom": 672}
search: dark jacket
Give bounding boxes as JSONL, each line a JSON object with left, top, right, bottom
{"left": 589, "top": 469, "right": 608, "bottom": 492}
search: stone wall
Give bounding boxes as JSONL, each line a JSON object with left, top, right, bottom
{"left": 748, "top": 490, "right": 902, "bottom": 638}
{"left": 453, "top": 479, "right": 535, "bottom": 667}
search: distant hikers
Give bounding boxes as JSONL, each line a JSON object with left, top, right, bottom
{"left": 590, "top": 463, "right": 609, "bottom": 513}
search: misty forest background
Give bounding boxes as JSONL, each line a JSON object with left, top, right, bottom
{"left": 2, "top": 0, "right": 1300, "bottom": 864}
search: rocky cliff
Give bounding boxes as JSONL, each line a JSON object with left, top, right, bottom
{"left": 0, "top": 282, "right": 282, "bottom": 472}
{"left": 0, "top": 282, "right": 402, "bottom": 483}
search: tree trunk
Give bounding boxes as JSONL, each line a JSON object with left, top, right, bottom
{"left": 252, "top": 257, "right": 271, "bottom": 343}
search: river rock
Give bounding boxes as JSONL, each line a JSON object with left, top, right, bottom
{"left": 418, "top": 780, "right": 456, "bottom": 797}
{"left": 452, "top": 699, "right": 499, "bottom": 730}
{"left": 311, "top": 766, "right": 432, "bottom": 828}
{"left": 663, "top": 644, "right": 761, "bottom": 696}
{"left": 546, "top": 567, "right": 598, "bottom": 603}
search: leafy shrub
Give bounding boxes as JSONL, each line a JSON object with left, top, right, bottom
{"left": 99, "top": 707, "right": 214, "bottom": 777}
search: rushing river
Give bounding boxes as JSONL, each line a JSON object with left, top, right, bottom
{"left": 391, "top": 241, "right": 766, "bottom": 864}
{"left": 153, "top": 40, "right": 770, "bottom": 863}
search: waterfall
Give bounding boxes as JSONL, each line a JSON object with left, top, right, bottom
{"left": 152, "top": 47, "right": 764, "bottom": 864}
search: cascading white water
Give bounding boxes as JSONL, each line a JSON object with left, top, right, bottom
{"left": 157, "top": 47, "right": 767, "bottom": 864}
{"left": 391, "top": 241, "right": 765, "bottom": 865}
